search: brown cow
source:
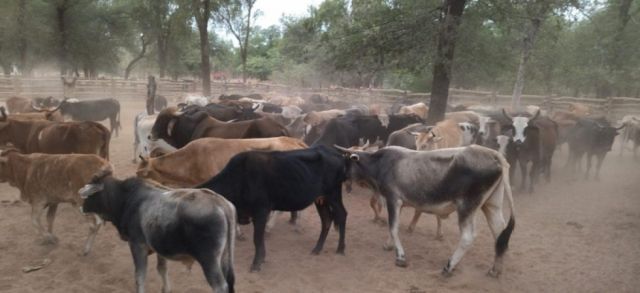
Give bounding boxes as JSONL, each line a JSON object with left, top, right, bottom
{"left": 303, "top": 109, "right": 346, "bottom": 127}
{"left": 0, "top": 149, "right": 111, "bottom": 255}
{"left": 0, "top": 109, "right": 110, "bottom": 159}
{"left": 0, "top": 105, "right": 63, "bottom": 122}
{"left": 568, "top": 102, "right": 591, "bottom": 116}
{"left": 150, "top": 107, "right": 289, "bottom": 149}
{"left": 137, "top": 136, "right": 307, "bottom": 187}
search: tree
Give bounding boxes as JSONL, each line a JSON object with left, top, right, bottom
{"left": 124, "top": 34, "right": 151, "bottom": 79}
{"left": 192, "top": 0, "right": 217, "bottom": 96}
{"left": 426, "top": 0, "right": 468, "bottom": 124}
{"left": 217, "top": 0, "right": 258, "bottom": 83}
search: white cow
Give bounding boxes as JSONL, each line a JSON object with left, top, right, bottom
{"left": 132, "top": 113, "right": 177, "bottom": 163}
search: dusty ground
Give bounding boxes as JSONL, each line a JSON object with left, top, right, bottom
{"left": 1, "top": 99, "right": 639, "bottom": 293}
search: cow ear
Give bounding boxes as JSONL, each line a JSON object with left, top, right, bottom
{"left": 167, "top": 118, "right": 177, "bottom": 136}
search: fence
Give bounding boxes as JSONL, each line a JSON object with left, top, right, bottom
{"left": 1, "top": 76, "right": 639, "bottom": 122}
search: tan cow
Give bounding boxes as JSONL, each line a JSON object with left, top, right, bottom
{"left": 303, "top": 109, "right": 346, "bottom": 127}
{"left": 0, "top": 149, "right": 111, "bottom": 255}
{"left": 137, "top": 136, "right": 308, "bottom": 187}
{"left": 568, "top": 102, "right": 591, "bottom": 116}
{"left": 413, "top": 119, "right": 465, "bottom": 151}
{"left": 398, "top": 102, "right": 429, "bottom": 119}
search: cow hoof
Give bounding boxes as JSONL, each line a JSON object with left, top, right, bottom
{"left": 250, "top": 264, "right": 262, "bottom": 272}
{"left": 236, "top": 234, "right": 246, "bottom": 241}
{"left": 41, "top": 235, "right": 58, "bottom": 245}
{"left": 311, "top": 248, "right": 322, "bottom": 255}
{"left": 441, "top": 269, "right": 453, "bottom": 278}
{"left": 395, "top": 259, "right": 408, "bottom": 268}
{"left": 382, "top": 244, "right": 394, "bottom": 251}
{"left": 406, "top": 228, "right": 414, "bottom": 234}
{"left": 336, "top": 248, "right": 345, "bottom": 255}
{"left": 434, "top": 235, "right": 444, "bottom": 241}
{"left": 487, "top": 268, "right": 501, "bottom": 278}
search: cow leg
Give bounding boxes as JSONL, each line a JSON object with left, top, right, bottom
{"left": 265, "top": 211, "right": 279, "bottom": 234}
{"left": 331, "top": 195, "right": 348, "bottom": 255}
{"left": 250, "top": 210, "right": 268, "bottom": 272}
{"left": 518, "top": 160, "right": 528, "bottom": 192}
{"left": 435, "top": 216, "right": 444, "bottom": 240}
{"left": 370, "top": 195, "right": 384, "bottom": 223}
{"left": 311, "top": 202, "right": 332, "bottom": 255}
{"left": 443, "top": 213, "right": 477, "bottom": 276}
{"left": 156, "top": 255, "right": 170, "bottom": 293}
{"left": 129, "top": 242, "right": 148, "bottom": 293}
{"left": 594, "top": 153, "right": 606, "bottom": 181}
{"left": 529, "top": 160, "right": 539, "bottom": 193}
{"left": 584, "top": 154, "right": 592, "bottom": 180}
{"left": 199, "top": 252, "right": 229, "bottom": 293}
{"left": 384, "top": 198, "right": 407, "bottom": 267}
{"left": 82, "top": 214, "right": 103, "bottom": 256}
{"left": 407, "top": 209, "right": 421, "bottom": 234}
{"left": 45, "top": 203, "right": 58, "bottom": 240}
{"left": 482, "top": 201, "right": 508, "bottom": 277}
{"left": 31, "top": 202, "right": 53, "bottom": 244}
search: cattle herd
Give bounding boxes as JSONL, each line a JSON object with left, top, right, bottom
{"left": 0, "top": 93, "right": 639, "bottom": 293}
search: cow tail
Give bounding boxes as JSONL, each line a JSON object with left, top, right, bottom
{"left": 495, "top": 152, "right": 515, "bottom": 258}
{"left": 225, "top": 202, "right": 236, "bottom": 292}
{"left": 116, "top": 106, "right": 122, "bottom": 133}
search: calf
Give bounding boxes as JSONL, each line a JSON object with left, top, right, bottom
{"left": 413, "top": 119, "right": 471, "bottom": 151}
{"left": 198, "top": 145, "right": 348, "bottom": 272}
{"left": 303, "top": 109, "right": 346, "bottom": 127}
{"left": 80, "top": 170, "right": 236, "bottom": 293}
{"left": 336, "top": 145, "right": 515, "bottom": 277}
{"left": 0, "top": 150, "right": 111, "bottom": 255}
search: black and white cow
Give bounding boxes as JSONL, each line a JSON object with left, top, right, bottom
{"left": 80, "top": 169, "right": 236, "bottom": 293}
{"left": 198, "top": 145, "right": 348, "bottom": 272}
{"left": 335, "top": 145, "right": 515, "bottom": 277}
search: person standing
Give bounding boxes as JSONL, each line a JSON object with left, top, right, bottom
{"left": 146, "top": 75, "right": 157, "bottom": 115}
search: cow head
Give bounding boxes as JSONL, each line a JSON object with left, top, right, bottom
{"left": 79, "top": 167, "right": 114, "bottom": 218}
{"left": 595, "top": 123, "right": 624, "bottom": 152}
{"left": 412, "top": 129, "right": 440, "bottom": 151}
{"left": 333, "top": 145, "right": 380, "bottom": 191}
{"left": 0, "top": 148, "right": 21, "bottom": 183}
{"left": 503, "top": 109, "right": 540, "bottom": 144}
{"left": 150, "top": 107, "right": 181, "bottom": 142}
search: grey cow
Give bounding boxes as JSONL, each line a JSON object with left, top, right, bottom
{"left": 336, "top": 145, "right": 515, "bottom": 277}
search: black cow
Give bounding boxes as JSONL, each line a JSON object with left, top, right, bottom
{"left": 383, "top": 114, "right": 424, "bottom": 142}
{"left": 180, "top": 103, "right": 260, "bottom": 121}
{"left": 567, "top": 117, "right": 623, "bottom": 180}
{"left": 80, "top": 169, "right": 236, "bottom": 293}
{"left": 502, "top": 110, "right": 558, "bottom": 192}
{"left": 48, "top": 98, "right": 121, "bottom": 136}
{"left": 198, "top": 145, "right": 348, "bottom": 272}
{"left": 311, "top": 114, "right": 385, "bottom": 147}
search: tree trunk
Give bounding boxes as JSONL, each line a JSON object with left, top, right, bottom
{"left": 56, "top": 1, "right": 69, "bottom": 76}
{"left": 125, "top": 36, "right": 149, "bottom": 80}
{"left": 426, "top": 0, "right": 467, "bottom": 125}
{"left": 511, "top": 17, "right": 542, "bottom": 111}
{"left": 241, "top": 49, "right": 247, "bottom": 83}
{"left": 17, "top": 0, "right": 29, "bottom": 76}
{"left": 157, "top": 38, "right": 168, "bottom": 78}
{"left": 195, "top": 0, "right": 212, "bottom": 96}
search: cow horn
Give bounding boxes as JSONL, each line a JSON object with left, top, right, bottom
{"left": 615, "top": 124, "right": 625, "bottom": 131}
{"left": 31, "top": 100, "right": 44, "bottom": 112}
{"left": 502, "top": 108, "right": 513, "bottom": 122}
{"left": 333, "top": 145, "right": 356, "bottom": 156}
{"left": 139, "top": 155, "right": 148, "bottom": 163}
{"left": 167, "top": 118, "right": 177, "bottom": 137}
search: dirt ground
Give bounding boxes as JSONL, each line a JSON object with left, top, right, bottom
{"left": 1, "top": 99, "right": 639, "bottom": 293}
